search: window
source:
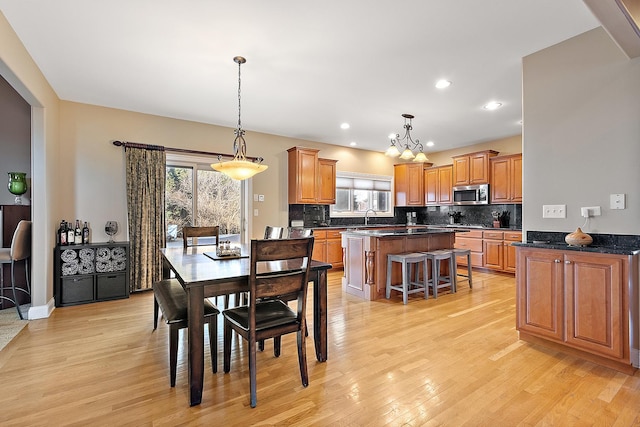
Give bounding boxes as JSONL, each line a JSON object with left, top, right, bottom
{"left": 330, "top": 172, "right": 393, "bottom": 217}
{"left": 165, "top": 154, "right": 247, "bottom": 246}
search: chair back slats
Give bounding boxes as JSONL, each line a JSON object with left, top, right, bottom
{"left": 286, "top": 227, "right": 312, "bottom": 238}
{"left": 11, "top": 220, "right": 31, "bottom": 261}
{"left": 182, "top": 226, "right": 220, "bottom": 248}
{"left": 250, "top": 237, "right": 313, "bottom": 302}
{"left": 263, "top": 226, "right": 284, "bottom": 240}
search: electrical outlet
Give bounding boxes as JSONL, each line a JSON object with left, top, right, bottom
{"left": 581, "top": 206, "right": 601, "bottom": 217}
{"left": 254, "top": 209, "right": 259, "bottom": 216}
{"left": 610, "top": 194, "right": 626, "bottom": 210}
{"left": 258, "top": 194, "right": 265, "bottom": 202}
{"left": 542, "top": 204, "right": 566, "bottom": 218}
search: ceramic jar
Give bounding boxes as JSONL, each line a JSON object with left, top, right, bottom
{"left": 565, "top": 227, "right": 593, "bottom": 246}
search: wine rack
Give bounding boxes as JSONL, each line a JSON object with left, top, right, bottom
{"left": 54, "top": 242, "right": 129, "bottom": 307}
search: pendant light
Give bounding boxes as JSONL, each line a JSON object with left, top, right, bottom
{"left": 385, "top": 114, "right": 429, "bottom": 162}
{"left": 211, "top": 56, "right": 268, "bottom": 180}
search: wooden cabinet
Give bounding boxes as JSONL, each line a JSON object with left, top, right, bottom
{"left": 516, "top": 247, "right": 633, "bottom": 371}
{"left": 503, "top": 231, "right": 522, "bottom": 273}
{"left": 452, "top": 150, "right": 498, "bottom": 186}
{"left": 318, "top": 158, "right": 338, "bottom": 204}
{"left": 312, "top": 229, "right": 344, "bottom": 268}
{"left": 482, "top": 230, "right": 522, "bottom": 272}
{"left": 424, "top": 165, "right": 453, "bottom": 205}
{"left": 490, "top": 154, "right": 522, "bottom": 203}
{"left": 454, "top": 229, "right": 484, "bottom": 267}
{"left": 287, "top": 147, "right": 337, "bottom": 204}
{"left": 394, "top": 163, "right": 428, "bottom": 206}
{"left": 54, "top": 242, "right": 130, "bottom": 307}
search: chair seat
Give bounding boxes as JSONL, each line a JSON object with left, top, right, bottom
{"left": 153, "top": 279, "right": 219, "bottom": 324}
{"left": 223, "top": 300, "right": 298, "bottom": 332}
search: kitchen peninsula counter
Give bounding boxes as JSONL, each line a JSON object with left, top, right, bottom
{"left": 341, "top": 227, "right": 456, "bottom": 300}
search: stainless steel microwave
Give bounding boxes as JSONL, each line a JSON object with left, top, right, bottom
{"left": 452, "top": 184, "right": 489, "bottom": 205}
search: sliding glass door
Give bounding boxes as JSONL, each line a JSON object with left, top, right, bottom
{"left": 165, "top": 156, "right": 247, "bottom": 246}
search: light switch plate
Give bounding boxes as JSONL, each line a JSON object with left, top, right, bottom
{"left": 542, "top": 204, "right": 566, "bottom": 218}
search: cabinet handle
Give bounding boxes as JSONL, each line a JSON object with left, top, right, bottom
{"left": 554, "top": 259, "right": 561, "bottom": 263}
{"left": 565, "top": 260, "right": 571, "bottom": 264}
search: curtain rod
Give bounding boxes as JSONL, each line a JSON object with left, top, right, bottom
{"left": 112, "top": 140, "right": 261, "bottom": 162}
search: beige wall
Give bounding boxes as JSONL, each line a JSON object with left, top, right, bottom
{"left": 0, "top": 11, "right": 61, "bottom": 317}
{"left": 59, "top": 101, "right": 398, "bottom": 241}
{"left": 522, "top": 27, "right": 640, "bottom": 235}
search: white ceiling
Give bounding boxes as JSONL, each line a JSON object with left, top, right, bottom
{"left": 0, "top": 1, "right": 600, "bottom": 155}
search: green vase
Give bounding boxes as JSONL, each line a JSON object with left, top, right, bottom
{"left": 8, "top": 172, "right": 27, "bottom": 205}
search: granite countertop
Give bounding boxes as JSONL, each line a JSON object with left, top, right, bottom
{"left": 340, "top": 227, "right": 457, "bottom": 237}
{"left": 312, "top": 224, "right": 522, "bottom": 231}
{"left": 512, "top": 241, "right": 640, "bottom": 256}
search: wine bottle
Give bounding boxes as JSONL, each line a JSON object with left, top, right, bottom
{"left": 59, "top": 221, "right": 67, "bottom": 246}
{"left": 74, "top": 220, "right": 82, "bottom": 244}
{"left": 82, "top": 222, "right": 90, "bottom": 244}
{"left": 67, "top": 220, "right": 75, "bottom": 246}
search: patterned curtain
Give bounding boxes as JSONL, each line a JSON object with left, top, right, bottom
{"left": 125, "top": 147, "right": 166, "bottom": 291}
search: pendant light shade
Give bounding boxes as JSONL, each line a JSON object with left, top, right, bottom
{"left": 211, "top": 56, "right": 268, "bottom": 180}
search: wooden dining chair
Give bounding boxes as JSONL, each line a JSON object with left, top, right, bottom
{"left": 0, "top": 220, "right": 31, "bottom": 319}
{"left": 222, "top": 237, "right": 314, "bottom": 408}
{"left": 263, "top": 226, "right": 284, "bottom": 240}
{"left": 182, "top": 226, "right": 220, "bottom": 248}
{"left": 153, "top": 278, "right": 219, "bottom": 386}
{"left": 286, "top": 227, "right": 312, "bottom": 238}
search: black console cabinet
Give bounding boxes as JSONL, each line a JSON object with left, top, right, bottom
{"left": 54, "top": 242, "right": 129, "bottom": 307}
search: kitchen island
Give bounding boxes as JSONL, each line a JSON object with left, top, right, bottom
{"left": 341, "top": 227, "right": 456, "bottom": 300}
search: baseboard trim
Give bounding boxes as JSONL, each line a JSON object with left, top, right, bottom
{"left": 27, "top": 298, "right": 55, "bottom": 319}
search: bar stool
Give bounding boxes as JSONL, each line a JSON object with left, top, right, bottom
{"left": 424, "top": 249, "right": 456, "bottom": 298}
{"left": 452, "top": 248, "right": 473, "bottom": 289}
{"left": 386, "top": 253, "right": 428, "bottom": 304}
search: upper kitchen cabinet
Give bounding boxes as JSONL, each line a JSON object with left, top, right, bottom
{"left": 425, "top": 165, "right": 453, "bottom": 205}
{"left": 394, "top": 163, "right": 430, "bottom": 206}
{"left": 287, "top": 147, "right": 337, "bottom": 204}
{"left": 452, "top": 150, "right": 498, "bottom": 186}
{"left": 490, "top": 154, "right": 522, "bottom": 203}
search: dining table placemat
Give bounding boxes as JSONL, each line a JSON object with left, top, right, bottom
{"left": 204, "top": 251, "right": 249, "bottom": 261}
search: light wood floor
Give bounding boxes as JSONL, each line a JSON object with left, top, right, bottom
{"left": 2, "top": 270, "right": 640, "bottom": 426}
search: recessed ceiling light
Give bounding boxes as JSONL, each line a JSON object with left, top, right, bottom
{"left": 426, "top": 141, "right": 434, "bottom": 147}
{"left": 435, "top": 79, "right": 451, "bottom": 89}
{"left": 484, "top": 101, "right": 503, "bottom": 110}
{"left": 340, "top": 123, "right": 350, "bottom": 129}
{"left": 350, "top": 142, "right": 357, "bottom": 146}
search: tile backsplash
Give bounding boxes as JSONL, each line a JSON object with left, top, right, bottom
{"left": 289, "top": 203, "right": 522, "bottom": 229}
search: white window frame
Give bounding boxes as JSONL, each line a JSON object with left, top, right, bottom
{"left": 330, "top": 171, "right": 394, "bottom": 218}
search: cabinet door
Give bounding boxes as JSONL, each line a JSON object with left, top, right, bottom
{"left": 510, "top": 155, "right": 523, "bottom": 203}
{"left": 326, "top": 239, "right": 343, "bottom": 268}
{"left": 452, "top": 156, "right": 470, "bottom": 186}
{"left": 564, "top": 253, "right": 625, "bottom": 359}
{"left": 469, "top": 152, "right": 490, "bottom": 184}
{"left": 288, "top": 147, "right": 319, "bottom": 204}
{"left": 504, "top": 242, "right": 517, "bottom": 273}
{"left": 490, "top": 157, "right": 510, "bottom": 203}
{"left": 424, "top": 168, "right": 438, "bottom": 205}
{"left": 437, "top": 166, "right": 453, "bottom": 204}
{"left": 394, "top": 163, "right": 424, "bottom": 206}
{"left": 516, "top": 248, "right": 564, "bottom": 341}
{"left": 312, "top": 240, "right": 327, "bottom": 262}
{"left": 317, "top": 158, "right": 337, "bottom": 204}
{"left": 483, "top": 239, "right": 503, "bottom": 270}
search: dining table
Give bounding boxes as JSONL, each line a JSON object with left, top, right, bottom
{"left": 160, "top": 243, "right": 332, "bottom": 406}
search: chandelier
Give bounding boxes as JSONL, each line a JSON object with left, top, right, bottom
{"left": 384, "top": 114, "right": 429, "bottom": 162}
{"left": 211, "top": 56, "right": 268, "bottom": 180}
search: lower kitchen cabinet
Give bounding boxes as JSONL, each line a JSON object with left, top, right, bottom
{"left": 312, "top": 229, "right": 344, "bottom": 268}
{"left": 454, "top": 230, "right": 484, "bottom": 267}
{"left": 516, "top": 246, "right": 636, "bottom": 372}
{"left": 55, "top": 242, "right": 130, "bottom": 307}
{"left": 483, "top": 230, "right": 522, "bottom": 272}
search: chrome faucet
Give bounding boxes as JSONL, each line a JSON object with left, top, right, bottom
{"left": 364, "top": 209, "right": 377, "bottom": 225}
